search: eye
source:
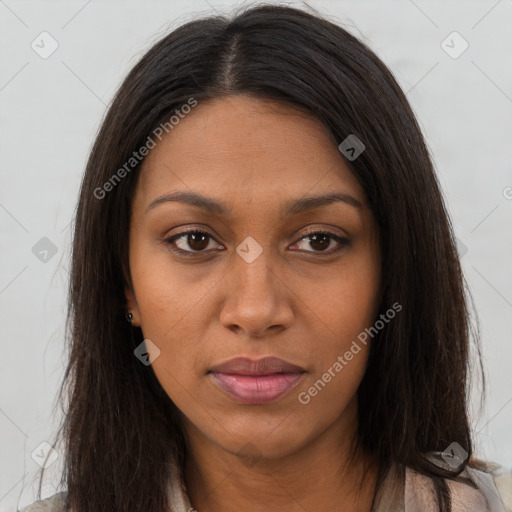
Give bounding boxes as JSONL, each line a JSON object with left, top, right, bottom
{"left": 163, "top": 228, "right": 351, "bottom": 256}
{"left": 290, "top": 230, "right": 351, "bottom": 254}
{"left": 164, "top": 229, "right": 223, "bottom": 255}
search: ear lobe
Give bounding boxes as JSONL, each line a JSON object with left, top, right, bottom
{"left": 124, "top": 286, "right": 140, "bottom": 327}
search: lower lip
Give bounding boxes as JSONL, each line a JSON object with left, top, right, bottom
{"left": 210, "top": 372, "right": 304, "bottom": 404}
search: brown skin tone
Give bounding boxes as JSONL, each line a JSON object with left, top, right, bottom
{"left": 125, "top": 94, "right": 382, "bottom": 512}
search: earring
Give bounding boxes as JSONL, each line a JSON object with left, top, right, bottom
{"left": 125, "top": 312, "right": 134, "bottom": 324}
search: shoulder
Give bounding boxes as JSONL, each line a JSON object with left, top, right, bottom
{"left": 405, "top": 457, "right": 512, "bottom": 512}
{"left": 18, "top": 492, "right": 68, "bottom": 512}
{"left": 465, "top": 459, "right": 512, "bottom": 512}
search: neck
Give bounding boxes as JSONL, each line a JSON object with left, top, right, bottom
{"left": 181, "top": 399, "right": 380, "bottom": 512}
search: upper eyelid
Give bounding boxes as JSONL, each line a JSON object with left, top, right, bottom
{"left": 167, "top": 226, "right": 346, "bottom": 240}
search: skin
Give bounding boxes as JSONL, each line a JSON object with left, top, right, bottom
{"left": 125, "top": 94, "right": 382, "bottom": 512}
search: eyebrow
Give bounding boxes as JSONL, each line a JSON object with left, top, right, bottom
{"left": 145, "top": 191, "right": 363, "bottom": 216}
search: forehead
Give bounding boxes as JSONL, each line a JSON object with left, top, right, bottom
{"left": 133, "top": 94, "right": 367, "bottom": 212}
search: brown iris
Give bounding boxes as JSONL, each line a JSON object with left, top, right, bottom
{"left": 187, "top": 232, "right": 210, "bottom": 251}
{"left": 308, "top": 233, "right": 330, "bottom": 251}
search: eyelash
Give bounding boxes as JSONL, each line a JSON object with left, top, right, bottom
{"left": 163, "top": 228, "right": 351, "bottom": 257}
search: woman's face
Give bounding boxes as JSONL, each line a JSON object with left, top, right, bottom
{"left": 125, "top": 94, "right": 381, "bottom": 461}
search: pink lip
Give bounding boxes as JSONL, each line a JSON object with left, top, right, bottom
{"left": 210, "top": 372, "right": 304, "bottom": 404}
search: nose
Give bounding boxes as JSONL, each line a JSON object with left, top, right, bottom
{"left": 219, "top": 245, "right": 294, "bottom": 339}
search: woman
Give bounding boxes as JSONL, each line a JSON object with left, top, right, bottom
{"left": 19, "top": 4, "right": 512, "bottom": 512}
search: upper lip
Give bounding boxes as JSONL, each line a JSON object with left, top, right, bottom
{"left": 209, "top": 356, "right": 306, "bottom": 376}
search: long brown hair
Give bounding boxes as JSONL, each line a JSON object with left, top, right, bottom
{"left": 36, "top": 4, "right": 485, "bottom": 511}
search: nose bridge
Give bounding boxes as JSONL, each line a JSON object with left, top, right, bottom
{"left": 219, "top": 235, "right": 293, "bottom": 335}
{"left": 233, "top": 235, "right": 278, "bottom": 301}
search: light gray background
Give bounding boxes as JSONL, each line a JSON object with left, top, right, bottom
{"left": 1, "top": 0, "right": 511, "bottom": 510}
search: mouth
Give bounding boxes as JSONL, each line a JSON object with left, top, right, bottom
{"left": 209, "top": 372, "right": 305, "bottom": 404}
{"left": 208, "top": 356, "right": 306, "bottom": 405}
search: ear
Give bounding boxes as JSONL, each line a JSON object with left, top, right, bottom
{"left": 125, "top": 284, "right": 141, "bottom": 327}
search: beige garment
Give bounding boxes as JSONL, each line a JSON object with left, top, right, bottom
{"left": 17, "top": 457, "right": 512, "bottom": 512}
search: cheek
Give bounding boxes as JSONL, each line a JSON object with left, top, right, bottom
{"left": 297, "top": 281, "right": 375, "bottom": 418}
{"left": 299, "top": 246, "right": 379, "bottom": 401}
{"left": 307, "top": 249, "right": 381, "bottom": 346}
{"left": 130, "top": 237, "right": 210, "bottom": 333}
{"left": 129, "top": 247, "right": 210, "bottom": 396}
